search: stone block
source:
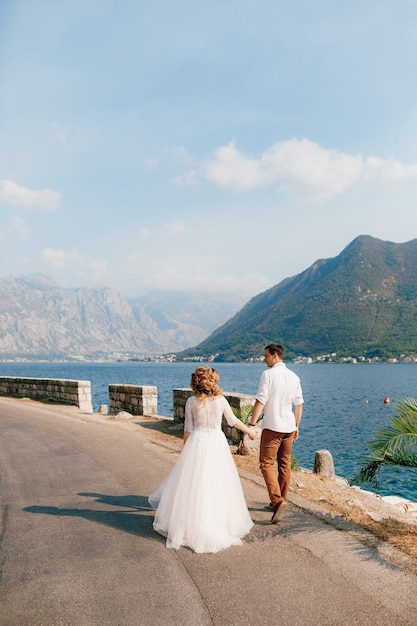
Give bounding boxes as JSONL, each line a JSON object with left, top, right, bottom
{"left": 313, "top": 449, "right": 336, "bottom": 480}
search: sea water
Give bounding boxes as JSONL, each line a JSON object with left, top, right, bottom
{"left": 0, "top": 360, "right": 416, "bottom": 501}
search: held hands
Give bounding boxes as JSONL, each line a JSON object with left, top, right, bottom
{"left": 247, "top": 427, "right": 260, "bottom": 440}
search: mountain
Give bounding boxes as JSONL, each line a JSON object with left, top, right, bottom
{"left": 129, "top": 290, "right": 244, "bottom": 350}
{"left": 0, "top": 274, "right": 245, "bottom": 359}
{"left": 178, "top": 235, "right": 417, "bottom": 361}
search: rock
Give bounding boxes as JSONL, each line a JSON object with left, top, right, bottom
{"left": 335, "top": 476, "right": 350, "bottom": 487}
{"left": 347, "top": 499, "right": 364, "bottom": 509}
{"left": 115, "top": 411, "right": 133, "bottom": 419}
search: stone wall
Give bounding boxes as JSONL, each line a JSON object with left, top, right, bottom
{"left": 0, "top": 376, "right": 255, "bottom": 440}
{"left": 0, "top": 376, "right": 92, "bottom": 413}
{"left": 109, "top": 384, "right": 158, "bottom": 416}
{"left": 173, "top": 388, "right": 193, "bottom": 423}
{"left": 222, "top": 392, "right": 256, "bottom": 442}
{"left": 173, "top": 388, "right": 255, "bottom": 443}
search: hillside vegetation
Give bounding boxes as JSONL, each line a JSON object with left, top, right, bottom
{"left": 179, "top": 235, "right": 417, "bottom": 361}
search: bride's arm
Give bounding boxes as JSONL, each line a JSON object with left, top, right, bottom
{"left": 234, "top": 420, "right": 259, "bottom": 440}
{"left": 222, "top": 397, "right": 259, "bottom": 439}
{"left": 184, "top": 396, "right": 194, "bottom": 444}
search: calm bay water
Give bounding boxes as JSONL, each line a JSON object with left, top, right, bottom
{"left": 1, "top": 361, "right": 416, "bottom": 501}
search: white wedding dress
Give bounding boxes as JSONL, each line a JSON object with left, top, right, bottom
{"left": 148, "top": 395, "right": 253, "bottom": 553}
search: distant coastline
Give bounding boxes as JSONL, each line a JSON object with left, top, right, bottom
{"left": 1, "top": 353, "right": 417, "bottom": 365}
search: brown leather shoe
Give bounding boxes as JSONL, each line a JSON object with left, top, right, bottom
{"left": 271, "top": 501, "right": 288, "bottom": 524}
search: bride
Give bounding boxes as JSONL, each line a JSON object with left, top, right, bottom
{"left": 148, "top": 366, "right": 259, "bottom": 553}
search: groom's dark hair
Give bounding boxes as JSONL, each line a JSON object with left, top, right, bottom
{"left": 265, "top": 343, "right": 284, "bottom": 358}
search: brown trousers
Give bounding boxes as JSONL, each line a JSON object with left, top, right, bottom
{"left": 259, "top": 428, "right": 295, "bottom": 506}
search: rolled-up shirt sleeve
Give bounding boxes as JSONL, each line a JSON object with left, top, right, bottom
{"left": 293, "top": 385, "right": 304, "bottom": 406}
{"left": 255, "top": 371, "right": 269, "bottom": 405}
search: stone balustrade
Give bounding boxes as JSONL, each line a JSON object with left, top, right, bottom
{"left": 0, "top": 377, "right": 254, "bottom": 442}
{"left": 109, "top": 384, "right": 158, "bottom": 416}
{"left": 173, "top": 388, "right": 255, "bottom": 443}
{"left": 173, "top": 388, "right": 193, "bottom": 422}
{"left": 0, "top": 376, "right": 92, "bottom": 413}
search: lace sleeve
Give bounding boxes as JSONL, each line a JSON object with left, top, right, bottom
{"left": 221, "top": 396, "right": 239, "bottom": 427}
{"left": 184, "top": 397, "right": 194, "bottom": 433}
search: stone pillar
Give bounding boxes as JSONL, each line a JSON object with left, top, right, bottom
{"left": 108, "top": 384, "right": 158, "bottom": 416}
{"left": 173, "top": 388, "right": 193, "bottom": 423}
{"left": 172, "top": 388, "right": 255, "bottom": 445}
{"left": 223, "top": 393, "right": 255, "bottom": 443}
{"left": 313, "top": 449, "right": 336, "bottom": 480}
{"left": 76, "top": 381, "right": 93, "bottom": 413}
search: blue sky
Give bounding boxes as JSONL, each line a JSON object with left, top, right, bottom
{"left": 1, "top": 0, "right": 417, "bottom": 299}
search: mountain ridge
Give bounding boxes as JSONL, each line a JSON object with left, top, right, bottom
{"left": 3, "top": 235, "right": 417, "bottom": 361}
{"left": 178, "top": 235, "right": 417, "bottom": 361}
{"left": 0, "top": 275, "right": 245, "bottom": 359}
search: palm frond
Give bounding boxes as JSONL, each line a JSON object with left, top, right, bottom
{"left": 366, "top": 397, "right": 417, "bottom": 466}
{"left": 353, "top": 397, "right": 417, "bottom": 489}
{"left": 231, "top": 404, "right": 254, "bottom": 455}
{"left": 231, "top": 404, "right": 254, "bottom": 427}
{"left": 355, "top": 461, "right": 381, "bottom": 490}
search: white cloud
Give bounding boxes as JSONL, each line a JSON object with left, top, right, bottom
{"left": 0, "top": 179, "right": 61, "bottom": 210}
{"left": 41, "top": 248, "right": 80, "bottom": 267}
{"left": 41, "top": 248, "right": 108, "bottom": 284}
{"left": 361, "top": 156, "right": 417, "bottom": 182}
{"left": 139, "top": 227, "right": 151, "bottom": 239}
{"left": 12, "top": 216, "right": 30, "bottom": 237}
{"left": 202, "top": 139, "right": 417, "bottom": 197}
{"left": 144, "top": 158, "right": 159, "bottom": 169}
{"left": 209, "top": 271, "right": 272, "bottom": 296}
{"left": 170, "top": 169, "right": 197, "bottom": 187}
{"left": 204, "top": 142, "right": 263, "bottom": 191}
{"left": 172, "top": 145, "right": 193, "bottom": 163}
{"left": 75, "top": 259, "right": 109, "bottom": 285}
{"left": 164, "top": 220, "right": 185, "bottom": 234}
{"left": 85, "top": 258, "right": 108, "bottom": 272}
{"left": 121, "top": 247, "right": 272, "bottom": 296}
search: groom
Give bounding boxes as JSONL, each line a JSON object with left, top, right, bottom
{"left": 248, "top": 343, "right": 303, "bottom": 523}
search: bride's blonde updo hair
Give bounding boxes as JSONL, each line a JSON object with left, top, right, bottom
{"left": 190, "top": 366, "right": 222, "bottom": 400}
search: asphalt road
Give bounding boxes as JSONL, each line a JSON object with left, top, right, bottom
{"left": 1, "top": 397, "right": 417, "bottom": 625}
